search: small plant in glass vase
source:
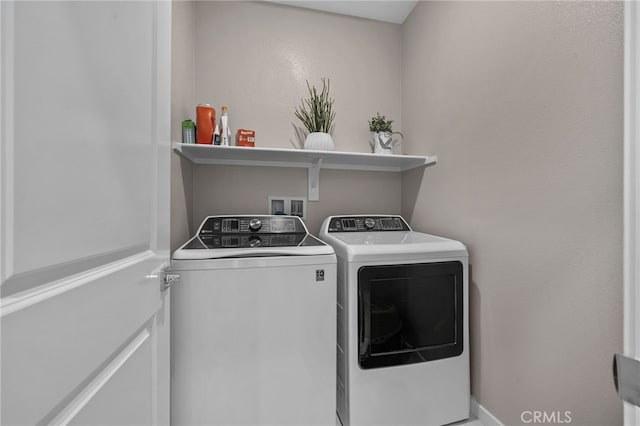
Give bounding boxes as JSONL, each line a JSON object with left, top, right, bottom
{"left": 368, "top": 112, "right": 403, "bottom": 155}
{"left": 294, "top": 78, "right": 336, "bottom": 151}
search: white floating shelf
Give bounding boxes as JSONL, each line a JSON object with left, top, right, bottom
{"left": 173, "top": 143, "right": 437, "bottom": 200}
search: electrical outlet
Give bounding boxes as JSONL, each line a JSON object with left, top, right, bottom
{"left": 268, "top": 196, "right": 307, "bottom": 220}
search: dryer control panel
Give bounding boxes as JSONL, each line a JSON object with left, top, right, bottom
{"left": 326, "top": 216, "right": 411, "bottom": 232}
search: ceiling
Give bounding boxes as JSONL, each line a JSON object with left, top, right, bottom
{"left": 268, "top": 1, "right": 419, "bottom": 24}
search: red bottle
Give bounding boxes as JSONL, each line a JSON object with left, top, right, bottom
{"left": 196, "top": 104, "right": 216, "bottom": 144}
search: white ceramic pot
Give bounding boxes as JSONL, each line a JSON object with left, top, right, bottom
{"left": 304, "top": 132, "right": 334, "bottom": 151}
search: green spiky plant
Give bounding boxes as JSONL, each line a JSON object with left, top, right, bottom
{"left": 294, "top": 78, "right": 336, "bottom": 134}
{"left": 368, "top": 112, "right": 394, "bottom": 133}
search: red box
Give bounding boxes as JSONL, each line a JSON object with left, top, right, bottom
{"left": 236, "top": 129, "right": 255, "bottom": 147}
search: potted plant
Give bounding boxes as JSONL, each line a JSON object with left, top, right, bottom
{"left": 294, "top": 78, "right": 336, "bottom": 150}
{"left": 368, "top": 112, "right": 403, "bottom": 155}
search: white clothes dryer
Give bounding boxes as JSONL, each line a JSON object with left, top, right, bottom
{"left": 319, "top": 215, "right": 469, "bottom": 426}
{"left": 171, "top": 215, "right": 336, "bottom": 426}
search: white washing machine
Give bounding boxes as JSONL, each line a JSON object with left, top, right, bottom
{"left": 319, "top": 215, "right": 469, "bottom": 426}
{"left": 171, "top": 215, "right": 336, "bottom": 426}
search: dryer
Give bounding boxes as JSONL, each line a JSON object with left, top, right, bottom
{"left": 319, "top": 215, "right": 469, "bottom": 426}
{"left": 171, "top": 215, "right": 336, "bottom": 426}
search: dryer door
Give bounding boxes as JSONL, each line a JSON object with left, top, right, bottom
{"left": 358, "top": 261, "right": 464, "bottom": 369}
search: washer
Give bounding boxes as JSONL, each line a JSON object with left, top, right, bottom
{"left": 171, "top": 215, "right": 336, "bottom": 426}
{"left": 319, "top": 215, "right": 469, "bottom": 426}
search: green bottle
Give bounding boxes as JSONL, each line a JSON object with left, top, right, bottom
{"left": 182, "top": 120, "right": 195, "bottom": 144}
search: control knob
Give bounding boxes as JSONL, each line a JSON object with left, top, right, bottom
{"left": 364, "top": 218, "right": 376, "bottom": 230}
{"left": 249, "top": 218, "right": 262, "bottom": 231}
{"left": 249, "top": 236, "right": 262, "bottom": 247}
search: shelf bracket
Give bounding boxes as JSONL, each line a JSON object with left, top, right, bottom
{"left": 308, "top": 157, "right": 323, "bottom": 201}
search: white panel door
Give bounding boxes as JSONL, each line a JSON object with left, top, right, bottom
{"left": 0, "top": 1, "right": 171, "bottom": 425}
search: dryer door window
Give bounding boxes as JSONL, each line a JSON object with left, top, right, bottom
{"left": 358, "top": 261, "right": 463, "bottom": 369}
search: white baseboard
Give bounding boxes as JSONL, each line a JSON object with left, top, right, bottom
{"left": 471, "top": 396, "right": 504, "bottom": 426}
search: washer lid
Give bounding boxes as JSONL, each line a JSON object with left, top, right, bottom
{"left": 173, "top": 234, "right": 334, "bottom": 260}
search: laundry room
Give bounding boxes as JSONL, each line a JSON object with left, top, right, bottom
{"left": 0, "top": 1, "right": 632, "bottom": 425}
{"left": 171, "top": 1, "right": 623, "bottom": 424}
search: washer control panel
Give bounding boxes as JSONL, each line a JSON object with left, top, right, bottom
{"left": 326, "top": 216, "right": 410, "bottom": 232}
{"left": 199, "top": 216, "right": 306, "bottom": 236}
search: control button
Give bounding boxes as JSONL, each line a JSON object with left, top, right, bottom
{"left": 364, "top": 218, "right": 376, "bottom": 230}
{"left": 249, "top": 218, "right": 262, "bottom": 231}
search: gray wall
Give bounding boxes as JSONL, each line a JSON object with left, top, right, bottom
{"left": 194, "top": 1, "right": 402, "bottom": 153}
{"left": 187, "top": 1, "right": 404, "bottom": 235}
{"left": 401, "top": 2, "right": 624, "bottom": 425}
{"left": 192, "top": 165, "right": 401, "bottom": 236}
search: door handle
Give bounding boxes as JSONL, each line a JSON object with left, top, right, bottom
{"left": 613, "top": 353, "right": 640, "bottom": 407}
{"left": 146, "top": 263, "right": 180, "bottom": 292}
{"left": 162, "top": 271, "right": 180, "bottom": 292}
